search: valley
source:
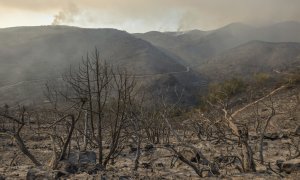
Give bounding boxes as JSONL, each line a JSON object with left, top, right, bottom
{"left": 0, "top": 21, "right": 300, "bottom": 179}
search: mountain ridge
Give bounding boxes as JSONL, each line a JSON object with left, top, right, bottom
{"left": 135, "top": 21, "right": 300, "bottom": 66}
{"left": 1, "top": 22, "right": 300, "bottom": 104}
{"left": 198, "top": 40, "right": 300, "bottom": 80}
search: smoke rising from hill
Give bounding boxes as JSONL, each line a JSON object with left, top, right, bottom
{"left": 1, "top": 0, "right": 300, "bottom": 32}
{"left": 52, "top": 3, "right": 80, "bottom": 25}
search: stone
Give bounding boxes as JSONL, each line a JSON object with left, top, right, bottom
{"left": 68, "top": 151, "right": 80, "bottom": 165}
{"left": 155, "top": 162, "right": 164, "bottom": 168}
{"left": 129, "top": 146, "right": 137, "bottom": 153}
{"left": 144, "top": 144, "right": 154, "bottom": 151}
{"left": 101, "top": 175, "right": 108, "bottom": 180}
{"left": 278, "top": 159, "right": 300, "bottom": 173}
{"left": 0, "top": 175, "right": 5, "bottom": 180}
{"left": 78, "top": 163, "right": 104, "bottom": 175}
{"left": 119, "top": 175, "right": 132, "bottom": 180}
{"left": 58, "top": 151, "right": 99, "bottom": 175}
{"left": 79, "top": 151, "right": 97, "bottom": 165}
{"left": 26, "top": 167, "right": 55, "bottom": 180}
{"left": 295, "top": 126, "right": 300, "bottom": 136}
{"left": 264, "top": 133, "right": 288, "bottom": 141}
{"left": 141, "top": 162, "right": 152, "bottom": 169}
{"left": 56, "top": 160, "right": 78, "bottom": 174}
{"left": 68, "top": 151, "right": 97, "bottom": 165}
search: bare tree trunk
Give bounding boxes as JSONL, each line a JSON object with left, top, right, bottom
{"left": 239, "top": 127, "right": 256, "bottom": 172}
{"left": 0, "top": 109, "right": 42, "bottom": 166}
{"left": 223, "top": 109, "right": 256, "bottom": 172}
{"left": 95, "top": 52, "right": 104, "bottom": 165}
{"left": 134, "top": 135, "right": 141, "bottom": 171}
{"left": 169, "top": 146, "right": 204, "bottom": 177}
{"left": 162, "top": 114, "right": 219, "bottom": 176}
{"left": 259, "top": 107, "right": 275, "bottom": 164}
{"left": 59, "top": 115, "right": 75, "bottom": 160}
{"left": 59, "top": 101, "right": 85, "bottom": 161}
{"left": 14, "top": 132, "right": 42, "bottom": 166}
{"left": 83, "top": 110, "right": 88, "bottom": 151}
{"left": 49, "top": 135, "right": 58, "bottom": 169}
{"left": 85, "top": 56, "right": 95, "bottom": 141}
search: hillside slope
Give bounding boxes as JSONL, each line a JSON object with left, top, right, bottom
{"left": 0, "top": 26, "right": 205, "bottom": 104}
{"left": 135, "top": 22, "right": 300, "bottom": 66}
{"left": 0, "top": 26, "right": 187, "bottom": 84}
{"left": 198, "top": 41, "right": 300, "bottom": 80}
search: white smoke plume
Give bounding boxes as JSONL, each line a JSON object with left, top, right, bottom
{"left": 52, "top": 3, "right": 80, "bottom": 25}
{"left": 1, "top": 0, "right": 300, "bottom": 32}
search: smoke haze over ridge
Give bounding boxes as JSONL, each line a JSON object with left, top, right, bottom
{"left": 0, "top": 0, "right": 300, "bottom": 32}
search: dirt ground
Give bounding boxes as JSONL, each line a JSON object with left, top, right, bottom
{"left": 0, "top": 86, "right": 300, "bottom": 179}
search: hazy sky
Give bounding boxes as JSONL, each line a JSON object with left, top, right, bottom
{"left": 0, "top": 0, "right": 299, "bottom": 32}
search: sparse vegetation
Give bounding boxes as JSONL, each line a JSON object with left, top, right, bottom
{"left": 1, "top": 49, "right": 299, "bottom": 179}
{"left": 253, "top": 72, "right": 271, "bottom": 86}
{"left": 199, "top": 77, "right": 247, "bottom": 111}
{"left": 287, "top": 70, "right": 300, "bottom": 85}
{"left": 1, "top": 22, "right": 300, "bottom": 179}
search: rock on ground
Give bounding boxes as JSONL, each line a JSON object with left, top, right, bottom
{"left": 279, "top": 159, "right": 300, "bottom": 173}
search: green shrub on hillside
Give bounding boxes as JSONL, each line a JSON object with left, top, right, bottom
{"left": 286, "top": 71, "right": 300, "bottom": 85}
{"left": 253, "top": 73, "right": 270, "bottom": 85}
{"left": 206, "top": 78, "right": 246, "bottom": 103}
